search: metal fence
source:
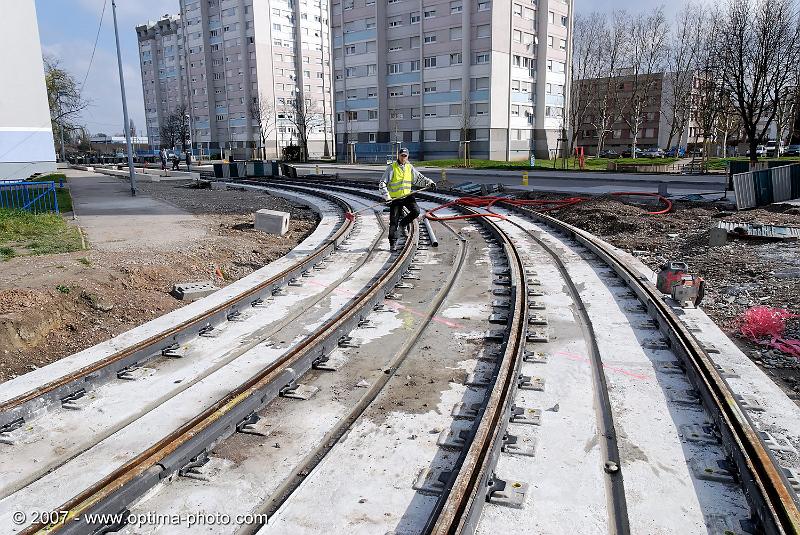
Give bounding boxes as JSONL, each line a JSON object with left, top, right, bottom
{"left": 733, "top": 163, "right": 800, "bottom": 209}
{"left": 0, "top": 181, "right": 59, "bottom": 213}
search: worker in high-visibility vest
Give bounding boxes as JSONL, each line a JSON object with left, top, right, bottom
{"left": 378, "top": 147, "right": 436, "bottom": 251}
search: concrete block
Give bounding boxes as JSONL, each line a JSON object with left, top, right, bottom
{"left": 211, "top": 181, "right": 228, "bottom": 191}
{"left": 171, "top": 281, "right": 219, "bottom": 300}
{"left": 255, "top": 209, "right": 289, "bottom": 235}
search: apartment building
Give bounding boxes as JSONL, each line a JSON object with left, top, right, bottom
{"left": 574, "top": 71, "right": 704, "bottom": 155}
{"left": 1, "top": 0, "right": 55, "bottom": 179}
{"left": 331, "top": 0, "right": 573, "bottom": 162}
{"left": 137, "top": 0, "right": 335, "bottom": 159}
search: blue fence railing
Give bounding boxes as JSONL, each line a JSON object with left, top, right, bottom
{"left": 0, "top": 181, "right": 59, "bottom": 213}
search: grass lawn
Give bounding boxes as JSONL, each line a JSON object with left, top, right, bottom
{"left": 420, "top": 157, "right": 678, "bottom": 172}
{"left": 0, "top": 209, "right": 83, "bottom": 261}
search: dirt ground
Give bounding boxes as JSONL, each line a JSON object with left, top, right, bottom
{"left": 0, "top": 183, "right": 318, "bottom": 382}
{"left": 526, "top": 192, "right": 800, "bottom": 399}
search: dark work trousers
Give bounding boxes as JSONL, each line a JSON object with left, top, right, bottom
{"left": 388, "top": 195, "right": 421, "bottom": 245}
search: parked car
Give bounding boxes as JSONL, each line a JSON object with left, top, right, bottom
{"left": 783, "top": 144, "right": 800, "bottom": 156}
{"left": 746, "top": 145, "right": 767, "bottom": 157}
{"left": 665, "top": 147, "right": 686, "bottom": 157}
{"left": 598, "top": 149, "right": 621, "bottom": 159}
{"left": 641, "top": 147, "right": 665, "bottom": 158}
{"left": 765, "top": 140, "right": 784, "bottom": 157}
{"left": 621, "top": 147, "right": 644, "bottom": 158}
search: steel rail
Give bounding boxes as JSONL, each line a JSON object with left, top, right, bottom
{"left": 23, "top": 191, "right": 419, "bottom": 534}
{"left": 237, "top": 217, "right": 468, "bottom": 533}
{"left": 248, "top": 178, "right": 800, "bottom": 534}
{"left": 249, "top": 180, "right": 534, "bottom": 534}
{"left": 501, "top": 202, "right": 800, "bottom": 535}
{"left": 0, "top": 190, "right": 353, "bottom": 430}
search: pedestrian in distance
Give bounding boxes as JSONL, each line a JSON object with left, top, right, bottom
{"left": 172, "top": 153, "right": 179, "bottom": 170}
{"left": 378, "top": 147, "right": 436, "bottom": 252}
{"left": 160, "top": 149, "right": 167, "bottom": 171}
{"left": 184, "top": 150, "right": 191, "bottom": 171}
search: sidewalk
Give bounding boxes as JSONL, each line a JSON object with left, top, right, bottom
{"left": 65, "top": 169, "right": 207, "bottom": 251}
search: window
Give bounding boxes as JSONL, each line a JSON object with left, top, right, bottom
{"left": 388, "top": 17, "right": 403, "bottom": 28}
{"left": 511, "top": 105, "right": 520, "bottom": 116}
{"left": 450, "top": 1, "right": 462, "bottom": 14}
{"left": 474, "top": 52, "right": 490, "bottom": 64}
{"left": 389, "top": 86, "right": 404, "bottom": 97}
{"left": 450, "top": 52, "right": 462, "bottom": 65}
{"left": 424, "top": 107, "right": 436, "bottom": 117}
{"left": 368, "top": 133, "right": 377, "bottom": 143}
{"left": 368, "top": 110, "right": 378, "bottom": 120}
{"left": 367, "top": 87, "right": 378, "bottom": 97}
{"left": 411, "top": 84, "right": 421, "bottom": 95}
{"left": 513, "top": 4, "right": 522, "bottom": 16}
{"left": 345, "top": 45, "right": 356, "bottom": 55}
{"left": 388, "top": 63, "right": 402, "bottom": 74}
{"left": 449, "top": 104, "right": 461, "bottom": 116}
{"left": 366, "top": 17, "right": 376, "bottom": 29}
{"left": 471, "top": 77, "right": 490, "bottom": 90}
{"left": 477, "top": 1, "right": 490, "bottom": 11}
{"left": 450, "top": 27, "right": 462, "bottom": 40}
{"left": 513, "top": 30, "right": 522, "bottom": 43}
{"left": 424, "top": 56, "right": 437, "bottom": 68}
{"left": 410, "top": 60, "right": 420, "bottom": 71}
{"left": 561, "top": 15, "right": 569, "bottom": 27}
{"left": 410, "top": 36, "right": 421, "bottom": 48}
{"left": 548, "top": 11, "right": 555, "bottom": 23}
{"left": 367, "top": 64, "right": 377, "bottom": 75}
{"left": 475, "top": 24, "right": 490, "bottom": 38}
{"left": 424, "top": 33, "right": 437, "bottom": 44}
{"left": 424, "top": 82, "right": 437, "bottom": 93}
{"left": 560, "top": 39, "right": 567, "bottom": 51}
{"left": 410, "top": 12, "right": 420, "bottom": 23}
{"left": 424, "top": 9, "right": 436, "bottom": 18}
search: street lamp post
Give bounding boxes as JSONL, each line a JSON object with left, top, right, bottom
{"left": 111, "top": 0, "right": 136, "bottom": 195}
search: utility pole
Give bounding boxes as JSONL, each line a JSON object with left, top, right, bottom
{"left": 112, "top": 0, "right": 136, "bottom": 195}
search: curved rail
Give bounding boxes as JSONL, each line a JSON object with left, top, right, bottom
{"left": 23, "top": 187, "right": 419, "bottom": 534}
{"left": 501, "top": 202, "right": 800, "bottom": 535}
{"left": 249, "top": 177, "right": 800, "bottom": 534}
{"left": 0, "top": 190, "right": 354, "bottom": 430}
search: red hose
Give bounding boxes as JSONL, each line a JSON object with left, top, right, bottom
{"left": 424, "top": 192, "right": 672, "bottom": 221}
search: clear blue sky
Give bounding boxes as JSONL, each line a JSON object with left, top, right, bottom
{"left": 34, "top": 0, "right": 676, "bottom": 137}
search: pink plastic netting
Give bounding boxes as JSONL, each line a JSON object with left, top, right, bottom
{"left": 737, "top": 306, "right": 800, "bottom": 358}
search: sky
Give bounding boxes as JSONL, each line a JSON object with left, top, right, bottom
{"left": 34, "top": 0, "right": 679, "bottom": 138}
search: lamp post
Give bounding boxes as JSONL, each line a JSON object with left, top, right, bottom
{"left": 111, "top": 0, "right": 136, "bottom": 195}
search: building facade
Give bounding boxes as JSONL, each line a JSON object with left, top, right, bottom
{"left": 0, "top": 0, "right": 56, "bottom": 180}
{"left": 331, "top": 0, "right": 573, "bottom": 162}
{"left": 574, "top": 71, "right": 705, "bottom": 156}
{"left": 137, "top": 0, "right": 335, "bottom": 160}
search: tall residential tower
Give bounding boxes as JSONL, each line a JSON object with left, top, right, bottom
{"left": 331, "top": 0, "right": 572, "bottom": 161}
{"left": 137, "top": 0, "right": 335, "bottom": 159}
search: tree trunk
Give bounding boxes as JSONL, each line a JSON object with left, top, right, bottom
{"left": 749, "top": 138, "right": 759, "bottom": 164}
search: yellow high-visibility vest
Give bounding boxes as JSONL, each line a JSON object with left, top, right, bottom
{"left": 387, "top": 162, "right": 413, "bottom": 199}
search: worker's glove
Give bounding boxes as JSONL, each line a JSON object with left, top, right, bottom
{"left": 384, "top": 194, "right": 392, "bottom": 202}
{"left": 428, "top": 181, "right": 438, "bottom": 191}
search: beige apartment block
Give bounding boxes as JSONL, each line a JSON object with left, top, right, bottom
{"left": 331, "top": 0, "right": 573, "bottom": 162}
{"left": 137, "top": 0, "right": 335, "bottom": 160}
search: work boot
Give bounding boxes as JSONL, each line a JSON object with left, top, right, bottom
{"left": 398, "top": 227, "right": 408, "bottom": 243}
{"left": 389, "top": 240, "right": 397, "bottom": 252}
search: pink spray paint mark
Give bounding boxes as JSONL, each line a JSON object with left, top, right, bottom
{"left": 555, "top": 350, "right": 651, "bottom": 381}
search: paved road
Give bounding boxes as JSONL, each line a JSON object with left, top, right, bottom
{"left": 66, "top": 169, "right": 207, "bottom": 251}
{"left": 294, "top": 163, "right": 731, "bottom": 198}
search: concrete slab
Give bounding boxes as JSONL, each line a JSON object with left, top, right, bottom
{"left": 64, "top": 168, "right": 208, "bottom": 252}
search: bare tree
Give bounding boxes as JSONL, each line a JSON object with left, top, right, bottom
{"left": 44, "top": 56, "right": 89, "bottom": 159}
{"left": 774, "top": 85, "right": 800, "bottom": 147}
{"left": 717, "top": 0, "right": 800, "bottom": 162}
{"left": 281, "top": 97, "right": 325, "bottom": 162}
{"left": 172, "top": 103, "right": 190, "bottom": 153}
{"left": 569, "top": 13, "right": 606, "bottom": 153}
{"left": 250, "top": 93, "right": 276, "bottom": 159}
{"left": 159, "top": 116, "right": 178, "bottom": 150}
{"left": 662, "top": 3, "right": 704, "bottom": 152}
{"left": 616, "top": 9, "right": 668, "bottom": 158}
{"left": 584, "top": 11, "right": 625, "bottom": 156}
